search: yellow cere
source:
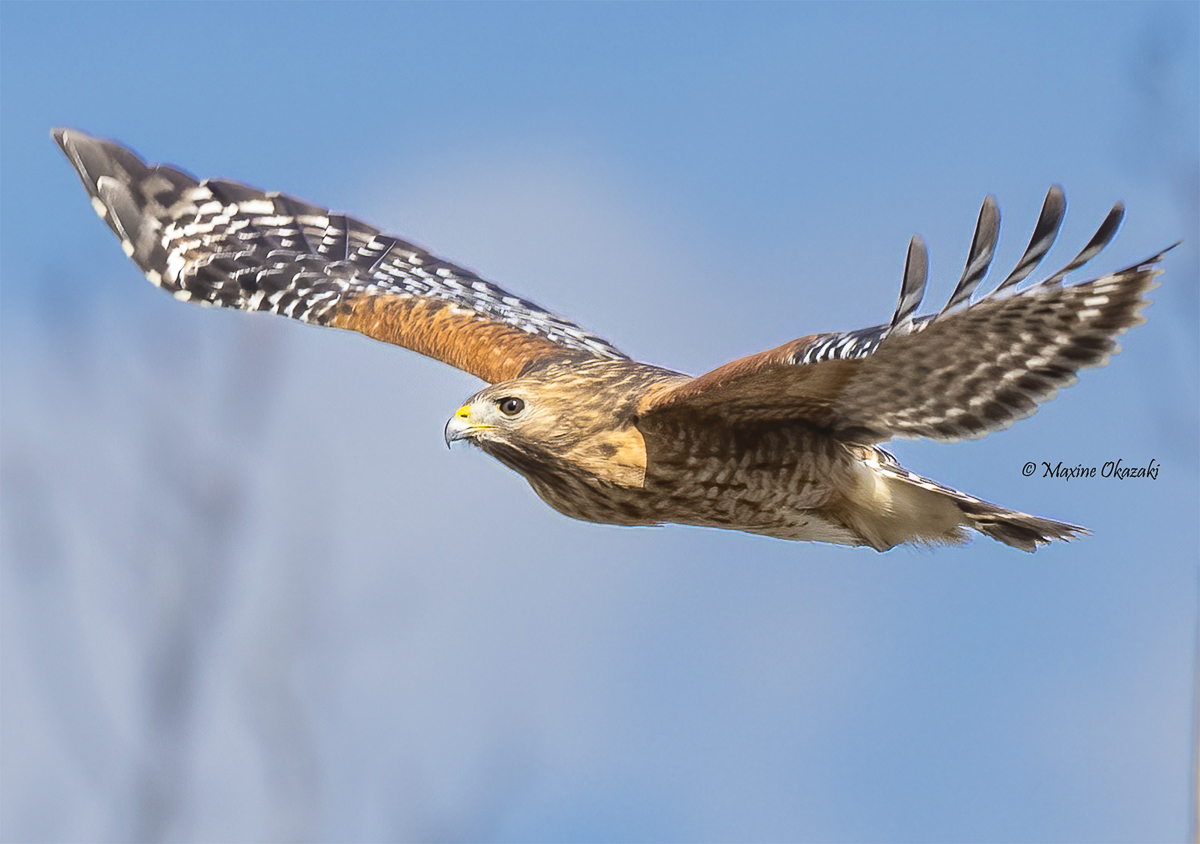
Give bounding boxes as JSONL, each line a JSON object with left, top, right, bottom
{"left": 456, "top": 404, "right": 471, "bottom": 419}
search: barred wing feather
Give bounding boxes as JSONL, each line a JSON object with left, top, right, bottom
{"left": 54, "top": 128, "right": 627, "bottom": 384}
{"left": 642, "top": 189, "right": 1172, "bottom": 443}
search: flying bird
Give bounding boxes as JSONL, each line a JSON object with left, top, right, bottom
{"left": 53, "top": 128, "right": 1172, "bottom": 551}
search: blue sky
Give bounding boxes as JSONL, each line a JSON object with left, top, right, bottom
{"left": 2, "top": 3, "right": 1197, "bottom": 842}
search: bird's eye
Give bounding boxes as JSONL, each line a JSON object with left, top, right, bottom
{"left": 498, "top": 397, "right": 525, "bottom": 416}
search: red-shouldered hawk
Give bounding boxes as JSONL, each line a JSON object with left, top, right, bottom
{"left": 54, "top": 129, "right": 1173, "bottom": 551}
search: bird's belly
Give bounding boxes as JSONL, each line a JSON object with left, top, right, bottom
{"left": 524, "top": 426, "right": 865, "bottom": 546}
{"left": 640, "top": 463, "right": 860, "bottom": 544}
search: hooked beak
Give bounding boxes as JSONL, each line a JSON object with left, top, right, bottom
{"left": 444, "top": 403, "right": 486, "bottom": 448}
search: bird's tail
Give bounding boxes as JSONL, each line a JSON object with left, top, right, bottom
{"left": 951, "top": 495, "right": 1085, "bottom": 552}
{"left": 851, "top": 447, "right": 1086, "bottom": 552}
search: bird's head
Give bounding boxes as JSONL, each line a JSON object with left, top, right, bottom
{"left": 443, "top": 361, "right": 655, "bottom": 489}
{"left": 444, "top": 377, "right": 588, "bottom": 458}
{"left": 444, "top": 387, "right": 537, "bottom": 449}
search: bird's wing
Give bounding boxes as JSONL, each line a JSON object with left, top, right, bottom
{"left": 640, "top": 187, "right": 1172, "bottom": 443}
{"left": 54, "top": 129, "right": 628, "bottom": 384}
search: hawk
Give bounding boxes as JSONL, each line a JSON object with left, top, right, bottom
{"left": 54, "top": 129, "right": 1172, "bottom": 551}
